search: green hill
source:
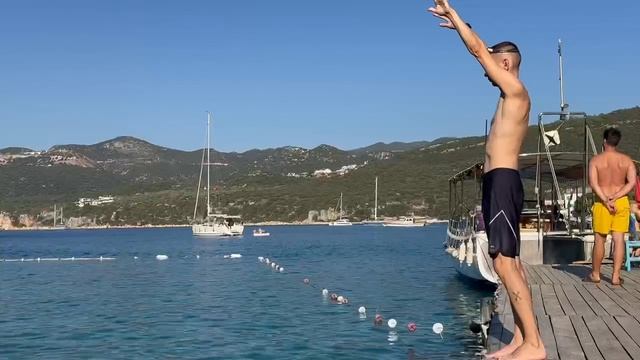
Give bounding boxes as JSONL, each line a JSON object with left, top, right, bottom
{"left": 1, "top": 106, "right": 638, "bottom": 226}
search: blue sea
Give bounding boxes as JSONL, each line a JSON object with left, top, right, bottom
{"left": 0, "top": 224, "right": 492, "bottom": 359}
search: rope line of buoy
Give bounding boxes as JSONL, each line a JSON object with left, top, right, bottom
{"left": 1, "top": 256, "right": 116, "bottom": 262}
{"left": 257, "top": 256, "right": 445, "bottom": 341}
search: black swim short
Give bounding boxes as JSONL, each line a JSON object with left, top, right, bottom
{"left": 481, "top": 168, "right": 524, "bottom": 259}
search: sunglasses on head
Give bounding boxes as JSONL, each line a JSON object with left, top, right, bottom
{"left": 487, "top": 47, "right": 520, "bottom": 54}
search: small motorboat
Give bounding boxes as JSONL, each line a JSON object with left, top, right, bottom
{"left": 253, "top": 228, "right": 270, "bottom": 237}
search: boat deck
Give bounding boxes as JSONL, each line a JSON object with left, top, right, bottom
{"left": 488, "top": 263, "right": 640, "bottom": 360}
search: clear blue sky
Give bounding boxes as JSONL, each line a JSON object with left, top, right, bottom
{"left": 1, "top": 1, "right": 639, "bottom": 152}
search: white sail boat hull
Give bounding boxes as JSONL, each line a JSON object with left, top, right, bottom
{"left": 192, "top": 224, "right": 244, "bottom": 237}
{"left": 328, "top": 220, "right": 353, "bottom": 226}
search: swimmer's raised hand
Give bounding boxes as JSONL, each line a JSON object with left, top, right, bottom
{"left": 428, "top": 0, "right": 455, "bottom": 29}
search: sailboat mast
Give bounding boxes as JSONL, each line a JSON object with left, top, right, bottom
{"left": 374, "top": 177, "right": 378, "bottom": 221}
{"left": 54, "top": 204, "right": 57, "bottom": 227}
{"left": 207, "top": 112, "right": 211, "bottom": 216}
{"left": 340, "top": 192, "right": 343, "bottom": 220}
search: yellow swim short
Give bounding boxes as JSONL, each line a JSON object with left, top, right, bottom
{"left": 592, "top": 196, "right": 630, "bottom": 235}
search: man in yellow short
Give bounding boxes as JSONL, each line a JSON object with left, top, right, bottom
{"left": 587, "top": 127, "right": 637, "bottom": 285}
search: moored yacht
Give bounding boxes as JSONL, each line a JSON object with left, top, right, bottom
{"left": 329, "top": 193, "right": 353, "bottom": 226}
{"left": 383, "top": 216, "right": 423, "bottom": 227}
{"left": 192, "top": 112, "right": 244, "bottom": 237}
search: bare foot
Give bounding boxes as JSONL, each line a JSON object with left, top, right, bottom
{"left": 485, "top": 341, "right": 520, "bottom": 359}
{"left": 612, "top": 276, "right": 624, "bottom": 286}
{"left": 500, "top": 341, "right": 546, "bottom": 360}
{"left": 582, "top": 272, "right": 600, "bottom": 283}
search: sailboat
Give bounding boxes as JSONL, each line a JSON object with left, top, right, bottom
{"left": 192, "top": 112, "right": 244, "bottom": 237}
{"left": 51, "top": 204, "right": 66, "bottom": 230}
{"left": 361, "top": 176, "right": 384, "bottom": 226}
{"left": 328, "top": 193, "right": 352, "bottom": 226}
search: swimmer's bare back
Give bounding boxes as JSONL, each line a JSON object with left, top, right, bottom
{"left": 590, "top": 150, "right": 635, "bottom": 199}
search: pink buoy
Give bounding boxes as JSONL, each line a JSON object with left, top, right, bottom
{"left": 407, "top": 322, "right": 417, "bottom": 333}
{"left": 374, "top": 314, "right": 384, "bottom": 326}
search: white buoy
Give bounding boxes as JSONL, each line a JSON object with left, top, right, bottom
{"left": 337, "top": 296, "right": 345, "bottom": 303}
{"left": 134, "top": 256, "right": 138, "bottom": 260}
{"left": 271, "top": 262, "right": 276, "bottom": 268}
{"left": 265, "top": 258, "right": 270, "bottom": 264}
{"left": 196, "top": 255, "right": 200, "bottom": 259}
{"left": 230, "top": 254, "right": 242, "bottom": 259}
{"left": 388, "top": 319, "right": 397, "bottom": 329}
{"left": 322, "top": 289, "right": 329, "bottom": 296}
{"left": 433, "top": 323, "right": 444, "bottom": 338}
{"left": 358, "top": 306, "right": 366, "bottom": 315}
{"left": 279, "top": 267, "right": 284, "bottom": 273}
{"left": 258, "top": 256, "right": 264, "bottom": 262}
{"left": 156, "top": 255, "right": 168, "bottom": 261}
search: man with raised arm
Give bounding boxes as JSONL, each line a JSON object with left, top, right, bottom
{"left": 587, "top": 128, "right": 636, "bottom": 285}
{"left": 428, "top": 1, "right": 545, "bottom": 359}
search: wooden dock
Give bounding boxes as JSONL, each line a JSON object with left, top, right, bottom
{"left": 487, "top": 264, "right": 640, "bottom": 360}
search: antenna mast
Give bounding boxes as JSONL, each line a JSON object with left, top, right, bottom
{"left": 558, "top": 39, "right": 569, "bottom": 118}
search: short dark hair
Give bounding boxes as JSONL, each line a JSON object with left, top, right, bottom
{"left": 604, "top": 127, "right": 621, "bottom": 146}
{"left": 488, "top": 41, "right": 521, "bottom": 67}
{"left": 488, "top": 41, "right": 520, "bottom": 54}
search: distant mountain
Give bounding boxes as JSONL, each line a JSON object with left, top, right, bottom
{"left": 1, "top": 106, "right": 638, "bottom": 225}
{"left": 351, "top": 141, "right": 433, "bottom": 153}
{"left": 0, "top": 147, "right": 35, "bottom": 155}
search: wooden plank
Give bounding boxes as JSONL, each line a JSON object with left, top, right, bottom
{"left": 584, "top": 285, "right": 627, "bottom": 317}
{"left": 532, "top": 265, "right": 555, "bottom": 284}
{"left": 569, "top": 315, "right": 604, "bottom": 360}
{"left": 582, "top": 314, "right": 631, "bottom": 360}
{"left": 554, "top": 284, "right": 576, "bottom": 315}
{"left": 551, "top": 315, "right": 586, "bottom": 360}
{"left": 540, "top": 284, "right": 565, "bottom": 316}
{"left": 601, "top": 316, "right": 640, "bottom": 359}
{"left": 531, "top": 284, "right": 546, "bottom": 316}
{"left": 574, "top": 284, "right": 609, "bottom": 315}
{"left": 541, "top": 265, "right": 568, "bottom": 284}
{"left": 537, "top": 314, "right": 560, "bottom": 360}
{"left": 553, "top": 265, "right": 582, "bottom": 284}
{"left": 598, "top": 285, "right": 638, "bottom": 316}
{"left": 615, "top": 316, "right": 640, "bottom": 347}
{"left": 525, "top": 264, "right": 543, "bottom": 285}
{"left": 563, "top": 284, "right": 596, "bottom": 317}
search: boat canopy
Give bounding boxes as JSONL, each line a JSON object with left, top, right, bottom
{"left": 448, "top": 152, "right": 588, "bottom": 184}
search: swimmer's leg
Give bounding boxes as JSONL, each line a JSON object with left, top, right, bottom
{"left": 485, "top": 258, "right": 527, "bottom": 358}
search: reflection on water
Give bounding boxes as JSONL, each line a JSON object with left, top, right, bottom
{"left": 0, "top": 225, "right": 492, "bottom": 359}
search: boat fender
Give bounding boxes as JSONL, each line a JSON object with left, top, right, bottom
{"left": 156, "top": 254, "right": 168, "bottom": 261}
{"left": 458, "top": 243, "right": 467, "bottom": 262}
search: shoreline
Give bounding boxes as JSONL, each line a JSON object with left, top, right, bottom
{"left": 1, "top": 220, "right": 448, "bottom": 232}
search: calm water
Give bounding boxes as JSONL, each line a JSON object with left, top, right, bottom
{"left": 0, "top": 225, "right": 492, "bottom": 359}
